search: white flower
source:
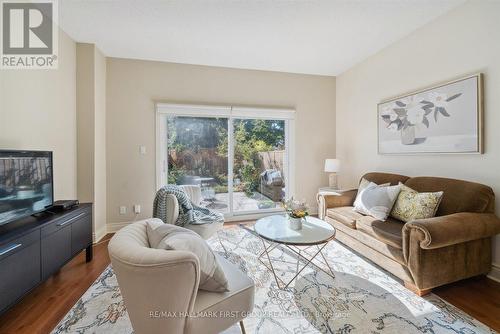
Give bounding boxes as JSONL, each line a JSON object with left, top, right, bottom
{"left": 387, "top": 122, "right": 399, "bottom": 132}
{"left": 429, "top": 92, "right": 448, "bottom": 108}
{"left": 407, "top": 105, "right": 425, "bottom": 125}
{"left": 405, "top": 96, "right": 420, "bottom": 110}
{"left": 381, "top": 104, "right": 399, "bottom": 121}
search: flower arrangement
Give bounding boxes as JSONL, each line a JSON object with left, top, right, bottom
{"left": 282, "top": 197, "right": 309, "bottom": 219}
{"left": 380, "top": 92, "right": 462, "bottom": 132}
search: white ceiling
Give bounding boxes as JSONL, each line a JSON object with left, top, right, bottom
{"left": 59, "top": 0, "right": 464, "bottom": 76}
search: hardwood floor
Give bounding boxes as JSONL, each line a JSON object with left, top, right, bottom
{"left": 434, "top": 276, "right": 500, "bottom": 331}
{"left": 1, "top": 231, "right": 499, "bottom": 333}
{"left": 0, "top": 234, "right": 113, "bottom": 334}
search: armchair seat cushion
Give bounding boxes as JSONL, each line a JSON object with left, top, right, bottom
{"left": 186, "top": 255, "right": 255, "bottom": 334}
{"left": 326, "top": 206, "right": 363, "bottom": 229}
{"left": 185, "top": 220, "right": 224, "bottom": 240}
{"left": 356, "top": 215, "right": 404, "bottom": 250}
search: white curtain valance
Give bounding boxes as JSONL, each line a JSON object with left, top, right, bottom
{"left": 156, "top": 103, "right": 295, "bottom": 120}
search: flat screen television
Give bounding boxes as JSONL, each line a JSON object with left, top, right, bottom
{"left": 0, "top": 150, "right": 54, "bottom": 226}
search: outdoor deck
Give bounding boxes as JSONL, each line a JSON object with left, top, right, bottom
{"left": 201, "top": 191, "right": 280, "bottom": 212}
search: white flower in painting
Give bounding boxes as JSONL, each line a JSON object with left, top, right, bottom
{"left": 387, "top": 122, "right": 399, "bottom": 132}
{"left": 429, "top": 92, "right": 448, "bottom": 108}
{"left": 381, "top": 104, "right": 399, "bottom": 121}
{"left": 407, "top": 105, "right": 425, "bottom": 125}
{"left": 405, "top": 96, "right": 420, "bottom": 110}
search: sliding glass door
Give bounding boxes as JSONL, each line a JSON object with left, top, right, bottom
{"left": 157, "top": 104, "right": 294, "bottom": 219}
{"left": 165, "top": 115, "right": 229, "bottom": 212}
{"left": 232, "top": 118, "right": 286, "bottom": 213}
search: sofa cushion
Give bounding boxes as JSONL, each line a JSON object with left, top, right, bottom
{"left": 361, "top": 172, "right": 410, "bottom": 186}
{"left": 356, "top": 215, "right": 404, "bottom": 249}
{"left": 404, "top": 176, "right": 495, "bottom": 215}
{"left": 326, "top": 216, "right": 406, "bottom": 265}
{"left": 186, "top": 255, "right": 254, "bottom": 334}
{"left": 326, "top": 206, "right": 364, "bottom": 229}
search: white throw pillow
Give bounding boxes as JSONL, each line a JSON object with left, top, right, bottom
{"left": 353, "top": 178, "right": 390, "bottom": 209}
{"left": 353, "top": 183, "right": 402, "bottom": 221}
{"left": 146, "top": 220, "right": 229, "bottom": 292}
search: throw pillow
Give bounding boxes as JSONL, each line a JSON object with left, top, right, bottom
{"left": 353, "top": 178, "right": 391, "bottom": 209}
{"left": 390, "top": 183, "right": 443, "bottom": 222}
{"left": 353, "top": 183, "right": 402, "bottom": 221}
{"left": 146, "top": 219, "right": 229, "bottom": 292}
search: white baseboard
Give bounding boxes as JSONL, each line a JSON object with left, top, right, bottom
{"left": 93, "top": 226, "right": 107, "bottom": 243}
{"left": 487, "top": 263, "right": 500, "bottom": 283}
{"left": 107, "top": 221, "right": 132, "bottom": 234}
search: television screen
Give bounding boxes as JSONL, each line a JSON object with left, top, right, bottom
{"left": 0, "top": 150, "right": 53, "bottom": 226}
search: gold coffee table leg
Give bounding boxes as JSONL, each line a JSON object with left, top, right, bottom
{"left": 258, "top": 237, "right": 335, "bottom": 290}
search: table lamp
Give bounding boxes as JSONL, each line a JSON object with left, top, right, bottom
{"left": 324, "top": 159, "right": 340, "bottom": 189}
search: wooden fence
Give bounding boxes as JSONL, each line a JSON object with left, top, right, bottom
{"left": 258, "top": 150, "right": 285, "bottom": 172}
{"left": 168, "top": 149, "right": 285, "bottom": 176}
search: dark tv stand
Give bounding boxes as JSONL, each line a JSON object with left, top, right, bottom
{"left": 0, "top": 203, "right": 93, "bottom": 315}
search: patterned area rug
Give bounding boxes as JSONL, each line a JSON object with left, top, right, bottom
{"left": 52, "top": 225, "right": 494, "bottom": 334}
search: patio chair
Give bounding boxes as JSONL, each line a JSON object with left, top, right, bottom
{"left": 260, "top": 169, "right": 285, "bottom": 202}
{"left": 157, "top": 185, "right": 228, "bottom": 253}
{"left": 160, "top": 185, "right": 223, "bottom": 239}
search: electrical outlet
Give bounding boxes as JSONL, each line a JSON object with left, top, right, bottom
{"left": 133, "top": 204, "right": 141, "bottom": 214}
{"left": 139, "top": 146, "right": 147, "bottom": 155}
{"left": 119, "top": 206, "right": 127, "bottom": 215}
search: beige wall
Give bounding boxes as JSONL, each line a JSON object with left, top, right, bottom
{"left": 76, "top": 44, "right": 95, "bottom": 203}
{"left": 76, "top": 43, "right": 107, "bottom": 241}
{"left": 336, "top": 1, "right": 500, "bottom": 277}
{"left": 0, "top": 29, "right": 77, "bottom": 200}
{"left": 106, "top": 58, "right": 336, "bottom": 227}
{"left": 94, "top": 47, "right": 107, "bottom": 241}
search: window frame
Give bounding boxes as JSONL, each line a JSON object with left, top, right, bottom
{"left": 156, "top": 103, "right": 295, "bottom": 221}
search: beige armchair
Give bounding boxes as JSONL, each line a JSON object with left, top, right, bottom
{"left": 164, "top": 185, "right": 224, "bottom": 240}
{"left": 108, "top": 220, "right": 255, "bottom": 334}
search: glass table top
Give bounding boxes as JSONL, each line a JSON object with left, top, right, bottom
{"left": 254, "top": 214, "right": 336, "bottom": 245}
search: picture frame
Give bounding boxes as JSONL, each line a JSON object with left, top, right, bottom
{"left": 377, "top": 73, "right": 483, "bottom": 155}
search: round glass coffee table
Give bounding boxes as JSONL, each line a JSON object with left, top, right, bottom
{"left": 254, "top": 214, "right": 336, "bottom": 290}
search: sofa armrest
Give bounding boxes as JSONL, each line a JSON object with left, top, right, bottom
{"left": 110, "top": 250, "right": 200, "bottom": 334}
{"left": 323, "top": 189, "right": 357, "bottom": 208}
{"left": 317, "top": 189, "right": 357, "bottom": 220}
{"left": 403, "top": 212, "right": 500, "bottom": 250}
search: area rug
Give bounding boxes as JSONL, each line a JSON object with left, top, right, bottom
{"left": 52, "top": 225, "right": 494, "bottom": 334}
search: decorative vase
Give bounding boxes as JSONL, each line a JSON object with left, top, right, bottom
{"left": 401, "top": 126, "right": 416, "bottom": 145}
{"left": 289, "top": 217, "right": 303, "bottom": 230}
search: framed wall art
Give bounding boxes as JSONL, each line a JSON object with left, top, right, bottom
{"left": 378, "top": 73, "right": 483, "bottom": 154}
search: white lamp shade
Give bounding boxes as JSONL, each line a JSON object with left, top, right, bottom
{"left": 324, "top": 159, "right": 340, "bottom": 172}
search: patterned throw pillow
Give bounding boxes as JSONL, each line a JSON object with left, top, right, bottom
{"left": 353, "top": 183, "right": 402, "bottom": 221}
{"left": 390, "top": 183, "right": 443, "bottom": 223}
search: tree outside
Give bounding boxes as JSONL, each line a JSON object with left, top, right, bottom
{"left": 166, "top": 116, "right": 285, "bottom": 211}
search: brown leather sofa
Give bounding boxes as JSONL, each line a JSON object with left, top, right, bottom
{"left": 322, "top": 172, "right": 500, "bottom": 295}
